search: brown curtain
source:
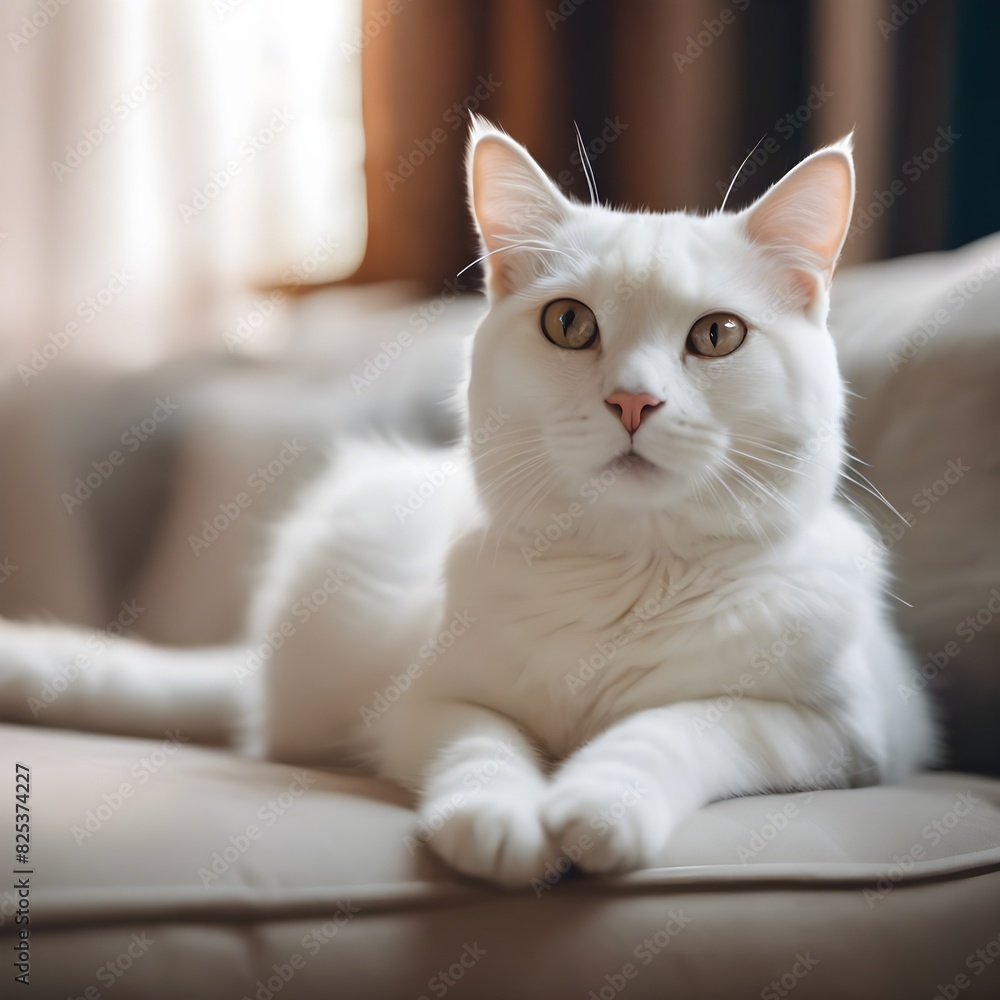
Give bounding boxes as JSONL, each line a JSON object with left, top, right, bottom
{"left": 353, "top": 0, "right": 956, "bottom": 289}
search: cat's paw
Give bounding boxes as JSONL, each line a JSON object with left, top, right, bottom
{"left": 542, "top": 772, "right": 669, "bottom": 874}
{"left": 419, "top": 791, "right": 549, "bottom": 887}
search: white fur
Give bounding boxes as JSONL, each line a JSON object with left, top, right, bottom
{"left": 0, "top": 125, "right": 937, "bottom": 887}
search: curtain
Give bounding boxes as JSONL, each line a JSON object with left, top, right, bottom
{"left": 0, "top": 0, "right": 972, "bottom": 350}
{"left": 354, "top": 0, "right": 964, "bottom": 289}
{"left": 0, "top": 0, "right": 367, "bottom": 371}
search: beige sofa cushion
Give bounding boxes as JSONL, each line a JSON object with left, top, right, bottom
{"left": 3, "top": 723, "right": 999, "bottom": 999}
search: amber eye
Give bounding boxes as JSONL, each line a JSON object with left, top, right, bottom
{"left": 686, "top": 312, "right": 748, "bottom": 358}
{"left": 541, "top": 299, "right": 599, "bottom": 350}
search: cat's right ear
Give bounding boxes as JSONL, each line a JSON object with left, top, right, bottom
{"left": 467, "top": 116, "right": 570, "bottom": 296}
{"left": 741, "top": 135, "right": 855, "bottom": 313}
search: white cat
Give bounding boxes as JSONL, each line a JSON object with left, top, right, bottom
{"left": 0, "top": 120, "right": 937, "bottom": 886}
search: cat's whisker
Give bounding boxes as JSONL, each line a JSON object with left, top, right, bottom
{"left": 477, "top": 456, "right": 551, "bottom": 500}
{"left": 471, "top": 432, "right": 547, "bottom": 462}
{"left": 727, "top": 431, "right": 907, "bottom": 520}
{"left": 836, "top": 487, "right": 881, "bottom": 529}
{"left": 470, "top": 440, "right": 547, "bottom": 468}
{"left": 478, "top": 462, "right": 557, "bottom": 567}
{"left": 493, "top": 473, "right": 558, "bottom": 566}
{"left": 704, "top": 466, "right": 768, "bottom": 549}
{"left": 573, "top": 120, "right": 600, "bottom": 205}
{"left": 474, "top": 450, "right": 547, "bottom": 477}
{"left": 725, "top": 447, "right": 809, "bottom": 480}
{"left": 719, "top": 132, "right": 768, "bottom": 212}
{"left": 836, "top": 469, "right": 907, "bottom": 523}
{"left": 697, "top": 470, "right": 725, "bottom": 519}
{"left": 456, "top": 241, "right": 576, "bottom": 280}
{"left": 719, "top": 454, "right": 797, "bottom": 506}
{"left": 468, "top": 431, "right": 547, "bottom": 463}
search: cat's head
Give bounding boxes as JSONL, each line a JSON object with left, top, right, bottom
{"left": 464, "top": 118, "right": 855, "bottom": 546}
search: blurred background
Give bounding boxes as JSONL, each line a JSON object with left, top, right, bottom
{"left": 1, "top": 0, "right": 998, "bottom": 772}
{"left": 2, "top": 0, "right": 996, "bottom": 367}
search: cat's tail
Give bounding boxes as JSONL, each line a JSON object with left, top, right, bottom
{"left": 0, "top": 618, "right": 247, "bottom": 746}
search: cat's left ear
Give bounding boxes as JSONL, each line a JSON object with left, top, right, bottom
{"left": 467, "top": 116, "right": 572, "bottom": 296}
{"left": 742, "top": 135, "right": 855, "bottom": 311}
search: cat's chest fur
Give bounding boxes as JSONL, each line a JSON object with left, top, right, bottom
{"left": 432, "top": 512, "right": 864, "bottom": 760}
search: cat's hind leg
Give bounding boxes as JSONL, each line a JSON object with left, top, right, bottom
{"left": 251, "top": 440, "right": 476, "bottom": 766}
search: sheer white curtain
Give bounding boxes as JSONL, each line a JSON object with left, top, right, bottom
{"left": 0, "top": 0, "right": 366, "bottom": 372}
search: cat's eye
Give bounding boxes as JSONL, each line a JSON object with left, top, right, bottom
{"left": 686, "top": 312, "right": 747, "bottom": 358}
{"left": 541, "top": 299, "right": 599, "bottom": 350}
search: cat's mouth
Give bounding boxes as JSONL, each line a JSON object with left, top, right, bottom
{"left": 608, "top": 449, "right": 661, "bottom": 476}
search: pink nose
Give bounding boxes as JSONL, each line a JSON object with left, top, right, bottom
{"left": 605, "top": 391, "right": 663, "bottom": 434}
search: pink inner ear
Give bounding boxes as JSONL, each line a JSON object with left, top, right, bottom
{"left": 470, "top": 140, "right": 524, "bottom": 294}
{"left": 471, "top": 141, "right": 509, "bottom": 235}
{"left": 746, "top": 151, "right": 854, "bottom": 290}
{"left": 469, "top": 135, "right": 566, "bottom": 296}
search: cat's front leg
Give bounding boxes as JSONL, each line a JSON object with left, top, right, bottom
{"left": 377, "top": 699, "right": 552, "bottom": 886}
{"left": 543, "top": 699, "right": 866, "bottom": 874}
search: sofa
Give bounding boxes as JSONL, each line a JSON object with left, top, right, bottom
{"left": 1, "top": 239, "right": 999, "bottom": 998}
